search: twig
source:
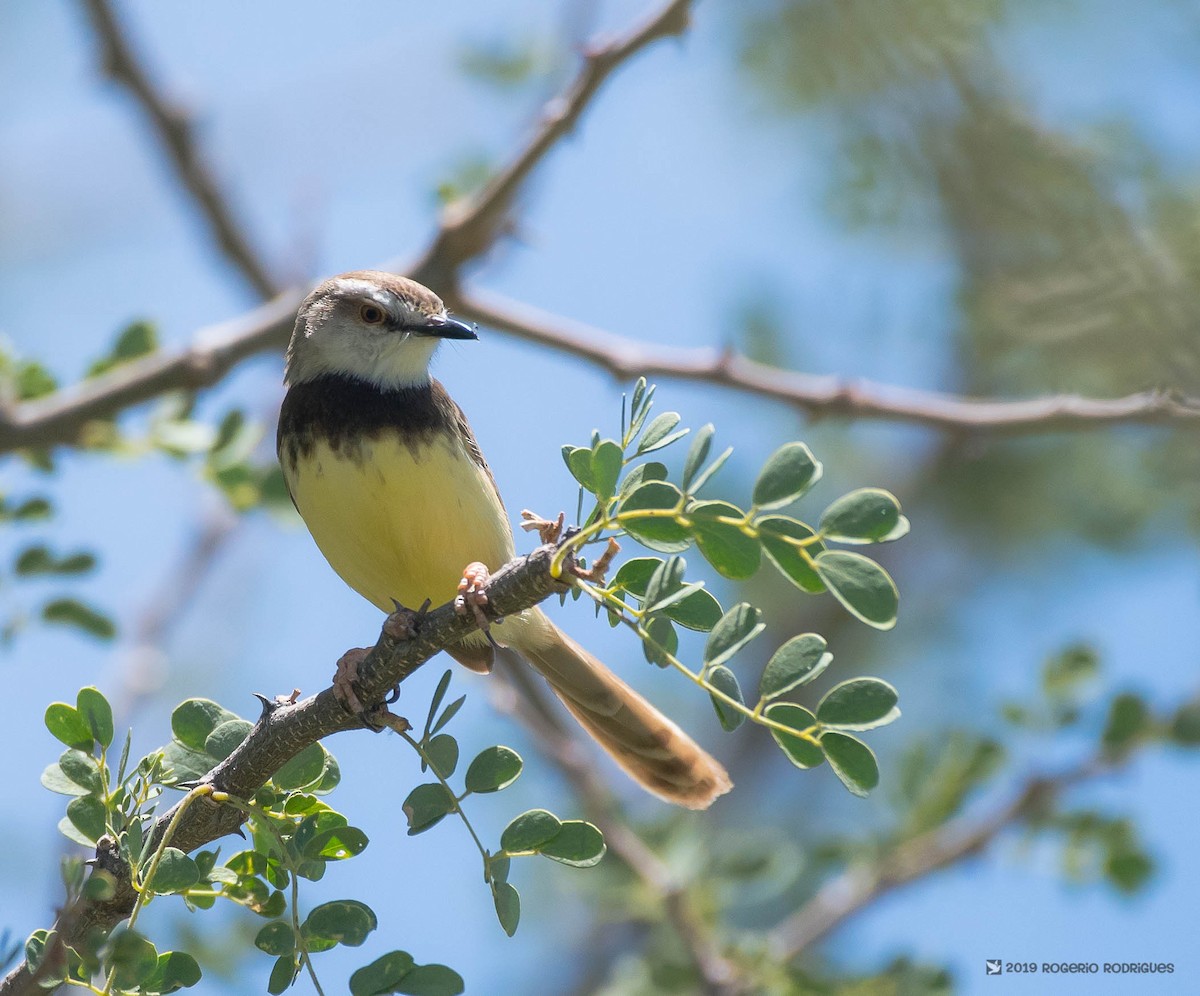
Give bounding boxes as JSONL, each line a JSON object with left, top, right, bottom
{"left": 767, "top": 758, "right": 1107, "bottom": 961}
{"left": 0, "top": 543, "right": 568, "bottom": 996}
{"left": 450, "top": 288, "right": 1200, "bottom": 435}
{"left": 494, "top": 655, "right": 748, "bottom": 996}
{"left": 77, "top": 0, "right": 278, "bottom": 298}
{"left": 409, "top": 0, "right": 695, "bottom": 289}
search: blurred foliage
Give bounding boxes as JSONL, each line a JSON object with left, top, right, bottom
{"left": 736, "top": 0, "right": 1200, "bottom": 545}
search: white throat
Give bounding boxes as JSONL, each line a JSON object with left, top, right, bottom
{"left": 286, "top": 331, "right": 440, "bottom": 390}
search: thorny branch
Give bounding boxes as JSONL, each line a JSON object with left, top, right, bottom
{"left": 0, "top": 544, "right": 568, "bottom": 996}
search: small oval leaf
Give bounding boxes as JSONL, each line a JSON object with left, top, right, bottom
{"left": 753, "top": 442, "right": 822, "bottom": 510}
{"left": 708, "top": 665, "right": 746, "bottom": 731}
{"left": 759, "top": 634, "right": 832, "bottom": 700}
{"left": 764, "top": 703, "right": 824, "bottom": 769}
{"left": 819, "top": 488, "right": 909, "bottom": 544}
{"left": 817, "top": 678, "right": 900, "bottom": 731}
{"left": 813, "top": 551, "right": 899, "bottom": 630}
{"left": 464, "top": 746, "right": 523, "bottom": 794}
{"left": 821, "top": 732, "right": 880, "bottom": 797}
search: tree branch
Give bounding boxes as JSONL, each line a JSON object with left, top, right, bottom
{"left": 766, "top": 758, "right": 1107, "bottom": 962}
{"left": 77, "top": 0, "right": 279, "bottom": 299}
{"left": 449, "top": 288, "right": 1200, "bottom": 435}
{"left": 0, "top": 544, "right": 567, "bottom": 996}
{"left": 409, "top": 0, "right": 693, "bottom": 289}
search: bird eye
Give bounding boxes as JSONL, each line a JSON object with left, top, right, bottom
{"left": 359, "top": 304, "right": 386, "bottom": 325}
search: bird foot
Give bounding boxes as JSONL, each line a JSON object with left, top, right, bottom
{"left": 333, "top": 647, "right": 371, "bottom": 715}
{"left": 455, "top": 562, "right": 502, "bottom": 647}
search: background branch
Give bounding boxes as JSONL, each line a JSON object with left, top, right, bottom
{"left": 767, "top": 757, "right": 1110, "bottom": 962}
{"left": 78, "top": 0, "right": 279, "bottom": 299}
{"left": 495, "top": 654, "right": 748, "bottom": 996}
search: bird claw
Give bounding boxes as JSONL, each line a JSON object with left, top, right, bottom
{"left": 333, "top": 647, "right": 372, "bottom": 716}
{"left": 455, "top": 562, "right": 494, "bottom": 634}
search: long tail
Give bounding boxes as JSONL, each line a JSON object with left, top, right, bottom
{"left": 511, "top": 609, "right": 732, "bottom": 810}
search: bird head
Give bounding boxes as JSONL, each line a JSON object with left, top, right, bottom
{"left": 285, "top": 270, "right": 477, "bottom": 389}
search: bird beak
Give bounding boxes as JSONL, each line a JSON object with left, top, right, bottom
{"left": 420, "top": 315, "right": 478, "bottom": 340}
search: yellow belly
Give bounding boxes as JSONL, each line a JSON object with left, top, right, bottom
{"left": 284, "top": 433, "right": 516, "bottom": 613}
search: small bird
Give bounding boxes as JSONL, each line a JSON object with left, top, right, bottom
{"left": 277, "top": 271, "right": 731, "bottom": 809}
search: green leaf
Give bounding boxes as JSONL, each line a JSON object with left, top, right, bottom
{"left": 642, "top": 615, "right": 678, "bottom": 667}
{"left": 423, "top": 734, "right": 459, "bottom": 779}
{"left": 14, "top": 545, "right": 96, "bottom": 576}
{"left": 1102, "top": 693, "right": 1150, "bottom": 756}
{"left": 757, "top": 515, "right": 826, "bottom": 593}
{"left": 45, "top": 703, "right": 94, "bottom": 750}
{"left": 1042, "top": 644, "right": 1099, "bottom": 697}
{"left": 88, "top": 320, "right": 158, "bottom": 377}
{"left": 303, "top": 826, "right": 369, "bottom": 860}
{"left": 760, "top": 634, "right": 832, "bottom": 700}
{"left": 9, "top": 496, "right": 53, "bottom": 521}
{"left": 66, "top": 795, "right": 107, "bottom": 843}
{"left": 813, "top": 551, "right": 898, "bottom": 629}
{"left": 611, "top": 557, "right": 661, "bottom": 597}
{"left": 664, "top": 586, "right": 723, "bottom": 632}
{"left": 1169, "top": 700, "right": 1200, "bottom": 745}
{"left": 204, "top": 718, "right": 253, "bottom": 760}
{"left": 620, "top": 481, "right": 689, "bottom": 552}
{"left": 424, "top": 670, "right": 453, "bottom": 739}
{"left": 753, "top": 442, "right": 822, "bottom": 509}
{"left": 41, "top": 598, "right": 116, "bottom": 639}
{"left": 636, "top": 412, "right": 685, "bottom": 454}
{"left": 539, "top": 821, "right": 606, "bottom": 867}
{"left": 820, "top": 732, "right": 879, "bottom": 797}
{"left": 500, "top": 809, "right": 562, "bottom": 854}
{"left": 172, "top": 699, "right": 240, "bottom": 751}
{"left": 704, "top": 603, "right": 764, "bottom": 668}
{"left": 591, "top": 439, "right": 624, "bottom": 501}
{"left": 565, "top": 446, "right": 595, "bottom": 491}
{"left": 350, "top": 950, "right": 416, "bottom": 996}
{"left": 464, "top": 746, "right": 523, "bottom": 793}
{"left": 764, "top": 703, "right": 823, "bottom": 768}
{"left": 708, "top": 665, "right": 746, "bottom": 731}
{"left": 688, "top": 445, "right": 733, "bottom": 496}
{"left": 492, "top": 882, "right": 520, "bottom": 937}
{"left": 76, "top": 687, "right": 114, "bottom": 750}
{"left": 140, "top": 950, "right": 202, "bottom": 993}
{"left": 274, "top": 742, "right": 329, "bottom": 791}
{"left": 106, "top": 927, "right": 159, "bottom": 989}
{"left": 267, "top": 955, "right": 297, "bottom": 995}
{"left": 58, "top": 749, "right": 103, "bottom": 793}
{"left": 402, "top": 783, "right": 455, "bottom": 835}
{"left": 688, "top": 500, "right": 761, "bottom": 579}
{"left": 681, "top": 423, "right": 714, "bottom": 490}
{"left": 303, "top": 899, "right": 378, "bottom": 947}
{"left": 255, "top": 922, "right": 296, "bottom": 957}
{"left": 160, "top": 741, "right": 217, "bottom": 784}
{"left": 41, "top": 760, "right": 94, "bottom": 796}
{"left": 430, "top": 694, "right": 466, "bottom": 736}
{"left": 395, "top": 964, "right": 465, "bottom": 996}
{"left": 818, "top": 488, "right": 909, "bottom": 544}
{"left": 618, "top": 460, "right": 668, "bottom": 498}
{"left": 146, "top": 848, "right": 200, "bottom": 893}
{"left": 817, "top": 678, "right": 900, "bottom": 731}
{"left": 16, "top": 360, "right": 57, "bottom": 400}
{"left": 642, "top": 555, "right": 686, "bottom": 612}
